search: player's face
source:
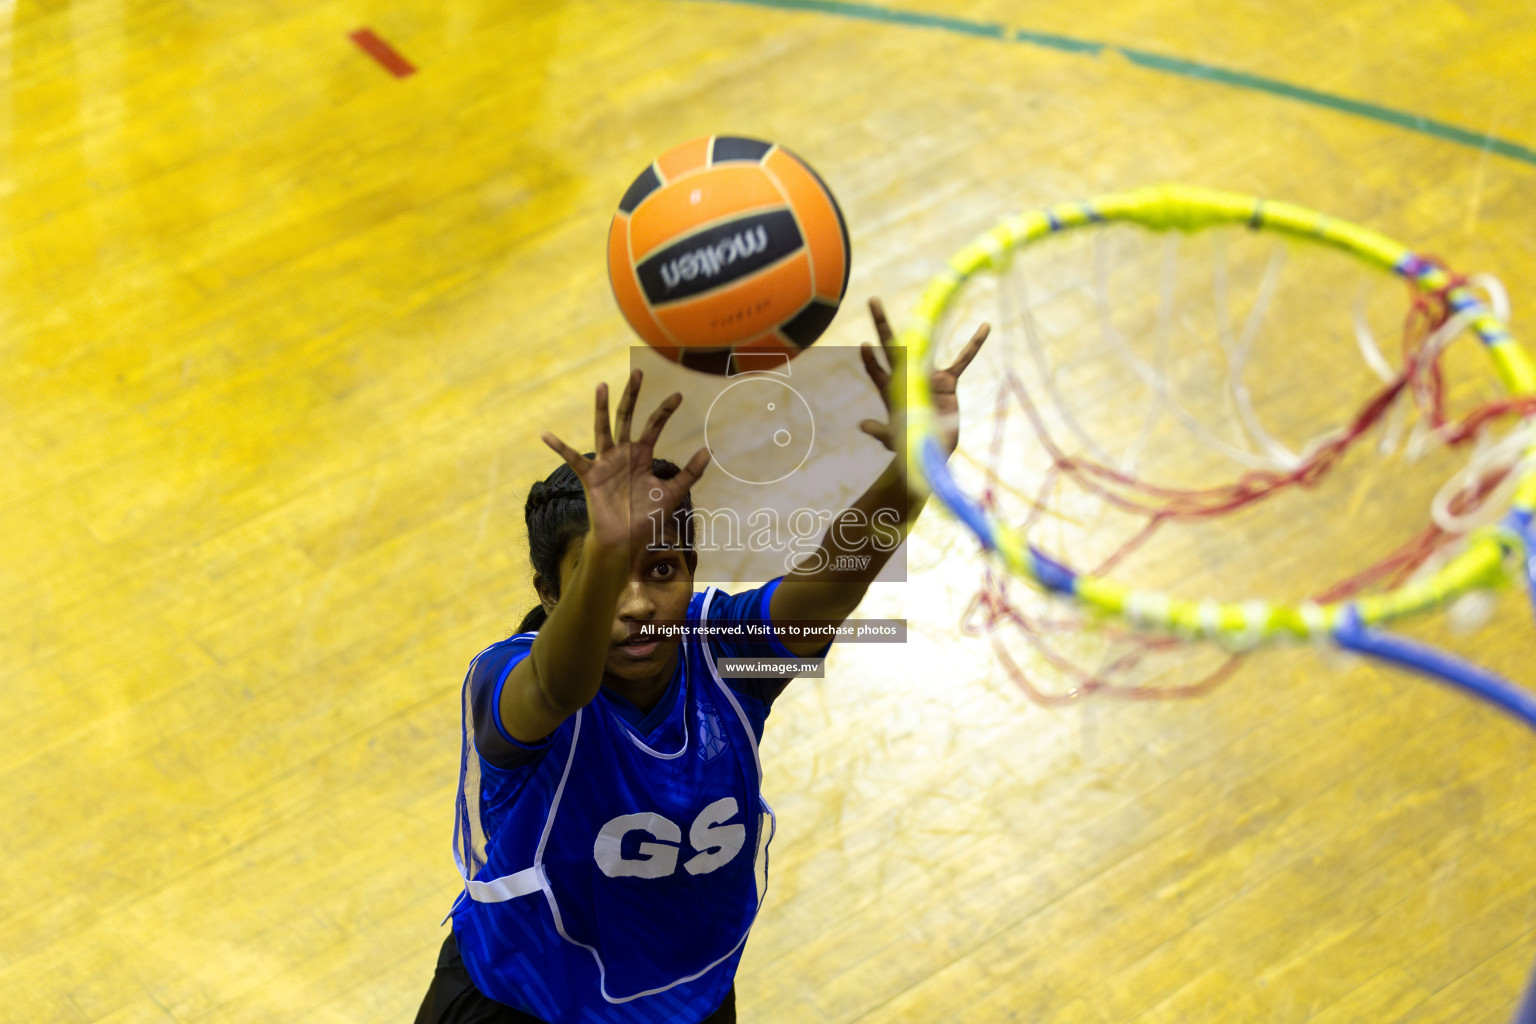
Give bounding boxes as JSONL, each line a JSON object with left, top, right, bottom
{"left": 552, "top": 532, "right": 693, "bottom": 683}
{"left": 604, "top": 544, "right": 693, "bottom": 680}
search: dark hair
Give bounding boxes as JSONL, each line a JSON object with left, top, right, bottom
{"left": 515, "top": 456, "right": 695, "bottom": 633}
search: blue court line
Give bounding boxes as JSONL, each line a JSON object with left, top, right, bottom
{"left": 692, "top": 0, "right": 1536, "bottom": 170}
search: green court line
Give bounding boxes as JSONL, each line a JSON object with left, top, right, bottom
{"left": 699, "top": 0, "right": 1007, "bottom": 38}
{"left": 695, "top": 0, "right": 1536, "bottom": 169}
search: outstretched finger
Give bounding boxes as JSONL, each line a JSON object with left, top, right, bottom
{"left": 858, "top": 418, "right": 894, "bottom": 451}
{"left": 860, "top": 342, "right": 891, "bottom": 391}
{"left": 541, "top": 432, "right": 589, "bottom": 478}
{"left": 593, "top": 383, "right": 614, "bottom": 453}
{"left": 614, "top": 368, "right": 642, "bottom": 443}
{"left": 945, "top": 323, "right": 990, "bottom": 379}
{"left": 868, "top": 297, "right": 896, "bottom": 352}
{"left": 670, "top": 445, "right": 712, "bottom": 494}
{"left": 639, "top": 392, "right": 683, "bottom": 449}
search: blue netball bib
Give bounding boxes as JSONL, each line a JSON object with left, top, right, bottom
{"left": 451, "top": 589, "right": 774, "bottom": 1023}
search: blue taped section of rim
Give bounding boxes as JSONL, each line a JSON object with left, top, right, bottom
{"left": 1510, "top": 508, "right": 1536, "bottom": 626}
{"left": 1386, "top": 254, "right": 1507, "bottom": 347}
{"left": 1333, "top": 607, "right": 1536, "bottom": 731}
{"left": 1028, "top": 546, "right": 1078, "bottom": 595}
{"left": 919, "top": 437, "right": 996, "bottom": 550}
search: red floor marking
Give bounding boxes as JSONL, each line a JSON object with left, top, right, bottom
{"left": 350, "top": 28, "right": 416, "bottom": 78}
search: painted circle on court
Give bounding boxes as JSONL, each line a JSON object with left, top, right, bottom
{"left": 704, "top": 376, "right": 816, "bottom": 485}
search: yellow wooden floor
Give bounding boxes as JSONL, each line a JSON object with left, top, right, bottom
{"left": 4, "top": 1, "right": 1536, "bottom": 1021}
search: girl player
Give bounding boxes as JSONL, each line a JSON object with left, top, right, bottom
{"left": 416, "top": 300, "right": 987, "bottom": 1023}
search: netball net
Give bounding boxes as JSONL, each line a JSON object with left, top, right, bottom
{"left": 896, "top": 185, "right": 1536, "bottom": 721}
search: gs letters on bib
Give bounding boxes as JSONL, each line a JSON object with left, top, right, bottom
{"left": 594, "top": 798, "right": 747, "bottom": 879}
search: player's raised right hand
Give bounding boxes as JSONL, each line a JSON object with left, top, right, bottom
{"left": 540, "top": 369, "right": 709, "bottom": 555}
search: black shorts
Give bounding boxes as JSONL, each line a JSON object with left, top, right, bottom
{"left": 414, "top": 930, "right": 737, "bottom": 1024}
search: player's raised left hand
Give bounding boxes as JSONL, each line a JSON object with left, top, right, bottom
{"left": 857, "top": 297, "right": 988, "bottom": 455}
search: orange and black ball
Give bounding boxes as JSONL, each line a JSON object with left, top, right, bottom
{"left": 607, "top": 135, "right": 850, "bottom": 375}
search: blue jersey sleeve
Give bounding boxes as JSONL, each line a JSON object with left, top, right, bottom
{"left": 471, "top": 582, "right": 824, "bottom": 763}
{"left": 705, "top": 577, "right": 831, "bottom": 711}
{"left": 468, "top": 635, "right": 555, "bottom": 771}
